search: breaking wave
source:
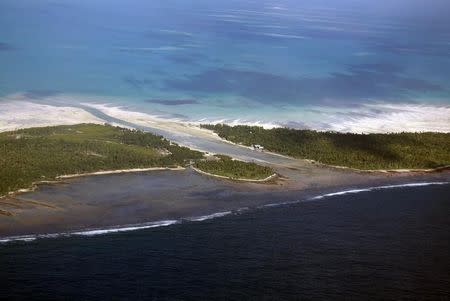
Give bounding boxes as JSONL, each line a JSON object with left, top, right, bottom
{"left": 1, "top": 181, "right": 448, "bottom": 244}
{"left": 309, "top": 182, "right": 450, "bottom": 200}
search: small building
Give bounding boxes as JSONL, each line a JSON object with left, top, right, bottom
{"left": 252, "top": 144, "right": 264, "bottom": 151}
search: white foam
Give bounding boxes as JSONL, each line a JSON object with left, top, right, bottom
{"left": 158, "top": 29, "right": 193, "bottom": 37}
{"left": 318, "top": 103, "right": 450, "bottom": 133}
{"left": 0, "top": 211, "right": 235, "bottom": 244}
{"left": 196, "top": 117, "right": 281, "bottom": 129}
{"left": 353, "top": 52, "right": 375, "bottom": 57}
{"left": 0, "top": 236, "right": 37, "bottom": 243}
{"left": 0, "top": 100, "right": 104, "bottom": 132}
{"left": 85, "top": 101, "right": 450, "bottom": 134}
{"left": 2, "top": 182, "right": 449, "bottom": 244}
{"left": 115, "top": 46, "right": 184, "bottom": 52}
{"left": 72, "top": 220, "right": 179, "bottom": 236}
{"left": 81, "top": 102, "right": 187, "bottom": 124}
{"left": 236, "top": 207, "right": 250, "bottom": 213}
{"left": 310, "top": 182, "right": 450, "bottom": 200}
{"left": 261, "top": 33, "right": 306, "bottom": 39}
{"left": 261, "top": 200, "right": 301, "bottom": 208}
{"left": 3, "top": 93, "right": 449, "bottom": 134}
{"left": 0, "top": 221, "right": 181, "bottom": 244}
{"left": 259, "top": 182, "right": 450, "bottom": 208}
{"left": 188, "top": 211, "right": 232, "bottom": 222}
{"left": 311, "top": 188, "right": 371, "bottom": 199}
{"left": 269, "top": 6, "right": 288, "bottom": 11}
{"left": 262, "top": 203, "right": 283, "bottom": 208}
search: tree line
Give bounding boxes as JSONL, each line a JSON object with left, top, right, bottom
{"left": 0, "top": 124, "right": 203, "bottom": 196}
{"left": 201, "top": 124, "right": 450, "bottom": 170}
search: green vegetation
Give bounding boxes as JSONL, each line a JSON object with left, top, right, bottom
{"left": 195, "top": 155, "right": 274, "bottom": 180}
{"left": 201, "top": 124, "right": 450, "bottom": 170}
{"left": 0, "top": 124, "right": 203, "bottom": 197}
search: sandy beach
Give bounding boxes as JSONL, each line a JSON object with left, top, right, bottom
{"left": 191, "top": 166, "right": 278, "bottom": 182}
{"left": 56, "top": 167, "right": 186, "bottom": 179}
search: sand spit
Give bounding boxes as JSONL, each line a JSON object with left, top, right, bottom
{"left": 192, "top": 167, "right": 278, "bottom": 183}
{"left": 57, "top": 167, "right": 186, "bottom": 179}
{"left": 80, "top": 102, "right": 227, "bottom": 143}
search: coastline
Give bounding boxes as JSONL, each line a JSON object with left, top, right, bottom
{"left": 305, "top": 160, "right": 450, "bottom": 174}
{"left": 1, "top": 169, "right": 449, "bottom": 241}
{"left": 1, "top": 100, "right": 448, "bottom": 176}
{"left": 56, "top": 167, "right": 186, "bottom": 179}
{"left": 191, "top": 166, "right": 278, "bottom": 183}
{"left": 1, "top": 103, "right": 449, "bottom": 240}
{"left": 0, "top": 167, "right": 186, "bottom": 201}
{"left": 1, "top": 114, "right": 448, "bottom": 205}
{"left": 0, "top": 100, "right": 104, "bottom": 132}
{"left": 194, "top": 132, "right": 450, "bottom": 175}
{"left": 1, "top": 117, "right": 448, "bottom": 207}
{"left": 3, "top": 158, "right": 446, "bottom": 205}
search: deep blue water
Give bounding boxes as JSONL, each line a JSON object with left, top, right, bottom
{"left": 2, "top": 184, "right": 450, "bottom": 300}
{"left": 1, "top": 0, "right": 450, "bottom": 128}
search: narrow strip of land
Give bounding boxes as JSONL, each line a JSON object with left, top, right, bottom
{"left": 0, "top": 124, "right": 278, "bottom": 199}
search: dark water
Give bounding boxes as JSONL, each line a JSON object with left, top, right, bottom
{"left": 2, "top": 184, "right": 450, "bottom": 300}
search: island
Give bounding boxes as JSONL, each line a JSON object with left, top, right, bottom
{"left": 0, "top": 123, "right": 276, "bottom": 200}
{"left": 201, "top": 124, "right": 450, "bottom": 170}
{"left": 194, "top": 154, "right": 276, "bottom": 181}
{"left": 1, "top": 120, "right": 449, "bottom": 239}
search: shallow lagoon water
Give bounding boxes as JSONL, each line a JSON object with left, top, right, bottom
{"left": 1, "top": 167, "right": 449, "bottom": 239}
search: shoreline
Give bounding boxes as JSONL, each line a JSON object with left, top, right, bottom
{"left": 56, "top": 167, "right": 186, "bottom": 179}
{"left": 304, "top": 160, "right": 450, "bottom": 174}
{"left": 1, "top": 177, "right": 449, "bottom": 242}
{"left": 3, "top": 160, "right": 447, "bottom": 203}
{"left": 195, "top": 128, "right": 450, "bottom": 174}
{"left": 191, "top": 166, "right": 278, "bottom": 183}
{"left": 1, "top": 108, "right": 449, "bottom": 239}
{"left": 203, "top": 134, "right": 450, "bottom": 174}
{"left": 0, "top": 163, "right": 280, "bottom": 207}
{"left": 1, "top": 100, "right": 447, "bottom": 176}
{"left": 3, "top": 119, "right": 447, "bottom": 175}
{"left": 1, "top": 119, "right": 448, "bottom": 206}
{"left": 1, "top": 167, "right": 186, "bottom": 201}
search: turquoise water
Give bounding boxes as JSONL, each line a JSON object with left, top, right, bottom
{"left": 1, "top": 0, "right": 450, "bottom": 126}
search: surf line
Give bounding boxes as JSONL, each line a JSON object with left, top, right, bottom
{"left": 308, "top": 182, "right": 450, "bottom": 200}
{"left": 1, "top": 182, "right": 449, "bottom": 244}
{"left": 0, "top": 211, "right": 235, "bottom": 244}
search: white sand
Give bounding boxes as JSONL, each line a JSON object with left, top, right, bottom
{"left": 0, "top": 101, "right": 104, "bottom": 132}
{"left": 81, "top": 103, "right": 226, "bottom": 141}
{"left": 57, "top": 167, "right": 185, "bottom": 179}
{"left": 2, "top": 92, "right": 449, "bottom": 134}
{"left": 192, "top": 166, "right": 278, "bottom": 182}
{"left": 322, "top": 103, "right": 450, "bottom": 133}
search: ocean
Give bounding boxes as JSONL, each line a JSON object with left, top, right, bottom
{"left": 2, "top": 1, "right": 450, "bottom": 298}
{"left": 2, "top": 184, "right": 450, "bottom": 300}
{"left": 1, "top": 0, "right": 450, "bottom": 131}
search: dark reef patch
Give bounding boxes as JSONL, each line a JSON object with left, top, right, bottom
{"left": 165, "top": 53, "right": 207, "bottom": 66}
{"left": 123, "top": 76, "right": 153, "bottom": 90}
{"left": 164, "top": 63, "right": 444, "bottom": 104}
{"left": 145, "top": 99, "right": 198, "bottom": 106}
{"left": 23, "top": 90, "right": 61, "bottom": 99}
{"left": 0, "top": 42, "right": 15, "bottom": 51}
